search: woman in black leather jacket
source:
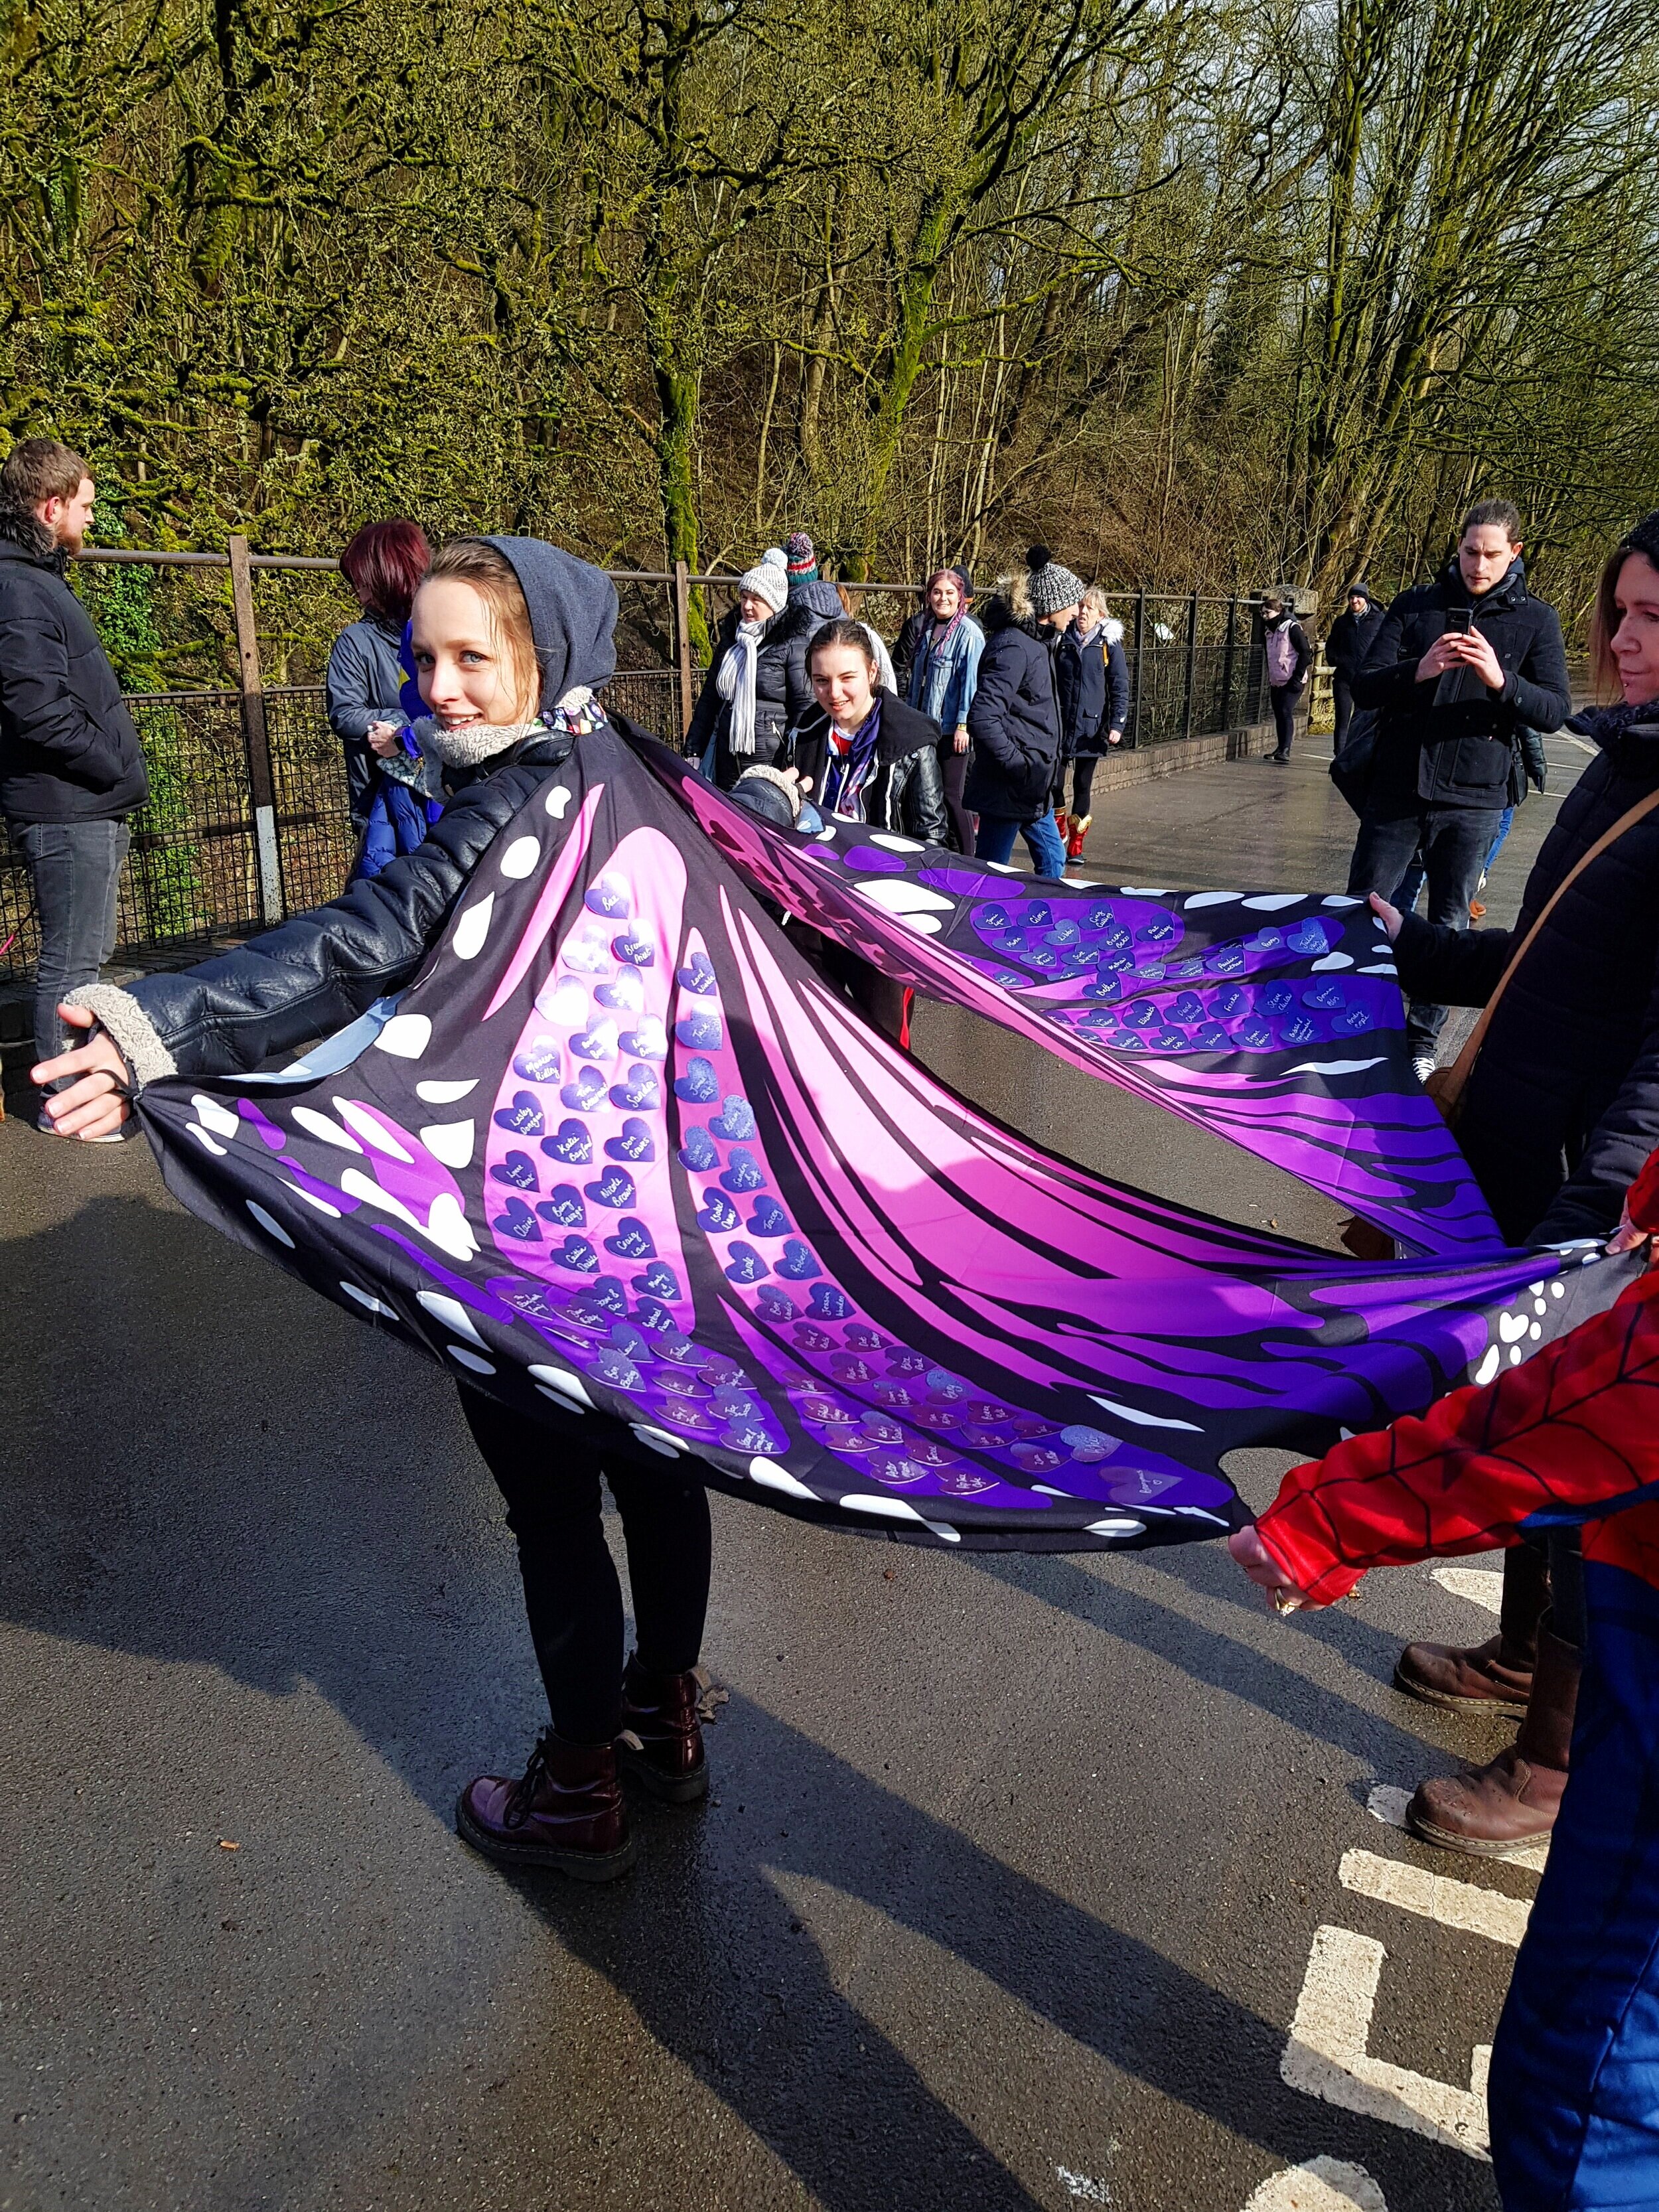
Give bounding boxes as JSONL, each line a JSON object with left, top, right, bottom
{"left": 788, "top": 618, "right": 949, "bottom": 843}
{"left": 35, "top": 534, "right": 715, "bottom": 1885}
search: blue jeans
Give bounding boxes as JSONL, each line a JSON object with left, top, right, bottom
{"left": 976, "top": 811, "right": 1067, "bottom": 878}
{"left": 12, "top": 818, "right": 131, "bottom": 1082}
{"left": 1346, "top": 804, "right": 1500, "bottom": 1057}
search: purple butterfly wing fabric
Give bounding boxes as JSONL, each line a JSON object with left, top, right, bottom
{"left": 135, "top": 723, "right": 1623, "bottom": 1554}
{"left": 641, "top": 741, "right": 1499, "bottom": 1257}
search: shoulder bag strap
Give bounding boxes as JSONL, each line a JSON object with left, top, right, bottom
{"left": 1427, "top": 780, "right": 1659, "bottom": 1123}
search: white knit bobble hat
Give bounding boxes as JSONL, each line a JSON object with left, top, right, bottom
{"left": 739, "top": 547, "right": 790, "bottom": 615}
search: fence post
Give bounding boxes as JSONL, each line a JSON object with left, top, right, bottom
{"left": 1129, "top": 590, "right": 1147, "bottom": 749}
{"left": 673, "top": 559, "right": 695, "bottom": 741}
{"left": 1181, "top": 591, "right": 1199, "bottom": 742}
{"left": 1220, "top": 596, "right": 1237, "bottom": 730}
{"left": 228, "top": 533, "right": 285, "bottom": 927}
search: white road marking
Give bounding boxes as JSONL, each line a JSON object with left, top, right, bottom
{"left": 1431, "top": 1566, "right": 1502, "bottom": 1613}
{"left": 1366, "top": 1783, "right": 1547, "bottom": 1872}
{"left": 1282, "top": 1925, "right": 1490, "bottom": 2158}
{"left": 1057, "top": 2170, "right": 1110, "bottom": 2203}
{"left": 1242, "top": 2158, "right": 1388, "bottom": 2211}
{"left": 1339, "top": 1849, "right": 1530, "bottom": 1947}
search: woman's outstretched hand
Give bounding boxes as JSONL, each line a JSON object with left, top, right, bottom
{"left": 1368, "top": 893, "right": 1404, "bottom": 942}
{"left": 1228, "top": 1524, "right": 1310, "bottom": 1613}
{"left": 33, "top": 1005, "right": 133, "bottom": 1139}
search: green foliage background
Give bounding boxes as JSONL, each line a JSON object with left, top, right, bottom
{"left": 3, "top": 0, "right": 1656, "bottom": 679}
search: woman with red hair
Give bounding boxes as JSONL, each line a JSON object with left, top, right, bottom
{"left": 326, "top": 520, "right": 431, "bottom": 832}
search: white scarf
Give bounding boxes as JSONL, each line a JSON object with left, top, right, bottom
{"left": 717, "top": 619, "right": 766, "bottom": 757}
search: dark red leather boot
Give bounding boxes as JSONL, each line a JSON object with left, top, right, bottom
{"left": 1393, "top": 1540, "right": 1546, "bottom": 1716}
{"left": 457, "top": 1731, "right": 637, "bottom": 1880}
{"left": 616, "top": 1652, "right": 708, "bottom": 1804}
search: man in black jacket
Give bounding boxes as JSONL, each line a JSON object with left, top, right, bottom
{"left": 1348, "top": 498, "right": 1569, "bottom": 1078}
{"left": 0, "top": 437, "right": 148, "bottom": 1123}
{"left": 1325, "top": 581, "right": 1384, "bottom": 754}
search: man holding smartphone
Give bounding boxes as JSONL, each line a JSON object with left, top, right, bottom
{"left": 1345, "top": 498, "right": 1570, "bottom": 1080}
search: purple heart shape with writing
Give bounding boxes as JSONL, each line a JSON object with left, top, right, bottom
{"left": 674, "top": 1057, "right": 718, "bottom": 1104}
{"left": 540, "top": 1120, "right": 593, "bottom": 1165}
{"left": 512, "top": 1037, "right": 562, "bottom": 1084}
{"left": 492, "top": 1197, "right": 541, "bottom": 1242}
{"left": 605, "top": 1118, "right": 655, "bottom": 1163}
{"left": 719, "top": 1148, "right": 766, "bottom": 1194}
{"left": 632, "top": 1261, "right": 680, "bottom": 1301}
{"left": 594, "top": 973, "right": 645, "bottom": 1013}
{"left": 570, "top": 1023, "right": 618, "bottom": 1063}
{"left": 603, "top": 1218, "right": 656, "bottom": 1260}
{"left": 756, "top": 1286, "right": 796, "bottom": 1321}
{"left": 611, "top": 930, "right": 654, "bottom": 966}
{"left": 537, "top": 1186, "right": 587, "bottom": 1227}
{"left": 493, "top": 1091, "right": 544, "bottom": 1138}
{"left": 677, "top": 952, "right": 719, "bottom": 995}
{"left": 747, "top": 1197, "right": 792, "bottom": 1238}
{"left": 676, "top": 1012, "right": 723, "bottom": 1051}
{"left": 559, "top": 1067, "right": 607, "bottom": 1112}
{"left": 709, "top": 1096, "right": 757, "bottom": 1141}
{"left": 585, "top": 881, "right": 630, "bottom": 919}
{"left": 584, "top": 1167, "right": 637, "bottom": 1209}
{"left": 777, "top": 1240, "right": 822, "bottom": 1281}
{"left": 610, "top": 1065, "right": 660, "bottom": 1112}
{"left": 697, "top": 1190, "right": 741, "bottom": 1233}
{"left": 678, "top": 1126, "right": 719, "bottom": 1172}
{"left": 723, "top": 1242, "right": 769, "bottom": 1285}
{"left": 808, "top": 1283, "right": 851, "bottom": 1319}
{"left": 618, "top": 1021, "right": 668, "bottom": 1061}
{"left": 489, "top": 1150, "right": 539, "bottom": 1193}
{"left": 553, "top": 1235, "right": 600, "bottom": 1274}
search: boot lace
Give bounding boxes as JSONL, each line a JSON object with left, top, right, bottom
{"left": 504, "top": 1732, "right": 554, "bottom": 1831}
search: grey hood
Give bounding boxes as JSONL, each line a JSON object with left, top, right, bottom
{"left": 486, "top": 536, "right": 618, "bottom": 707}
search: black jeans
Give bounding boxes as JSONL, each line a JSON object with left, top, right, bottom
{"left": 1346, "top": 803, "right": 1501, "bottom": 1057}
{"left": 460, "top": 1388, "right": 712, "bottom": 1745}
{"left": 12, "top": 818, "right": 131, "bottom": 1080}
{"left": 937, "top": 738, "right": 975, "bottom": 855}
{"left": 1069, "top": 757, "right": 1099, "bottom": 818}
{"left": 1269, "top": 683, "right": 1300, "bottom": 757}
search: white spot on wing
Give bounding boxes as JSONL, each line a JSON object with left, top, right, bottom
{"left": 529, "top": 1363, "right": 595, "bottom": 1411}
{"left": 447, "top": 1345, "right": 495, "bottom": 1374}
{"left": 416, "top": 1078, "right": 478, "bottom": 1104}
{"left": 339, "top": 1282, "right": 397, "bottom": 1318}
{"left": 417, "top": 1290, "right": 488, "bottom": 1347}
{"left": 453, "top": 893, "right": 494, "bottom": 960}
{"left": 1242, "top": 893, "right": 1303, "bottom": 911}
{"left": 331, "top": 1098, "right": 412, "bottom": 1161}
{"left": 838, "top": 1494, "right": 926, "bottom": 1522}
{"left": 374, "top": 1013, "right": 432, "bottom": 1059}
{"left": 1473, "top": 1345, "right": 1502, "bottom": 1386}
{"left": 246, "top": 1201, "right": 295, "bottom": 1248}
{"left": 1086, "top": 1516, "right": 1146, "bottom": 1538}
{"left": 545, "top": 784, "right": 572, "bottom": 818}
{"left": 747, "top": 1455, "right": 817, "bottom": 1499}
{"left": 190, "top": 1094, "right": 241, "bottom": 1140}
{"left": 187, "top": 1124, "right": 227, "bottom": 1155}
{"left": 500, "top": 835, "right": 541, "bottom": 879}
{"left": 630, "top": 1424, "right": 685, "bottom": 1457}
{"left": 1088, "top": 1393, "right": 1202, "bottom": 1432}
{"left": 292, "top": 1106, "right": 363, "bottom": 1153}
{"left": 1311, "top": 952, "right": 1354, "bottom": 971}
{"left": 1183, "top": 891, "right": 1240, "bottom": 909}
{"left": 853, "top": 879, "right": 955, "bottom": 917}
{"left": 420, "top": 1119, "right": 474, "bottom": 1169}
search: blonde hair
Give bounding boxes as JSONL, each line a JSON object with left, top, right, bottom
{"left": 1082, "top": 584, "right": 1110, "bottom": 621}
{"left": 423, "top": 539, "right": 540, "bottom": 719}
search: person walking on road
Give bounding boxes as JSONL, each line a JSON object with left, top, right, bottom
{"left": 1261, "top": 592, "right": 1311, "bottom": 763}
{"left": 686, "top": 548, "right": 818, "bottom": 790}
{"left": 326, "top": 520, "right": 431, "bottom": 834}
{"left": 966, "top": 550, "right": 1078, "bottom": 877}
{"left": 1346, "top": 498, "right": 1570, "bottom": 1081}
{"left": 1325, "top": 581, "right": 1384, "bottom": 755}
{"left": 35, "top": 536, "right": 713, "bottom": 1883}
{"left": 907, "top": 566, "right": 983, "bottom": 853}
{"left": 0, "top": 437, "right": 148, "bottom": 1132}
{"left": 1354, "top": 510, "right": 1659, "bottom": 1864}
{"left": 1230, "top": 1151, "right": 1659, "bottom": 2212}
{"left": 1055, "top": 585, "right": 1128, "bottom": 861}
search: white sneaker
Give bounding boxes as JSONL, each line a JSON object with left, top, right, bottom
{"left": 1410, "top": 1055, "right": 1437, "bottom": 1085}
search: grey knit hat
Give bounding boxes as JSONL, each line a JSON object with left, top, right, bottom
{"left": 738, "top": 547, "right": 789, "bottom": 615}
{"left": 1026, "top": 543, "right": 1086, "bottom": 617}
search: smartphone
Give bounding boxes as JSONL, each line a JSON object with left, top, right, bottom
{"left": 1447, "top": 608, "right": 1474, "bottom": 634}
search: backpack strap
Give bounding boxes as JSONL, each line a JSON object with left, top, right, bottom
{"left": 1427, "top": 780, "right": 1659, "bottom": 1124}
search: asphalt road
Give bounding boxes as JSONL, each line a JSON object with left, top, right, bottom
{"left": 1, "top": 740, "right": 1589, "bottom": 2212}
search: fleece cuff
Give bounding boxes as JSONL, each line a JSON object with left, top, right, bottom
{"left": 69, "top": 984, "right": 177, "bottom": 1089}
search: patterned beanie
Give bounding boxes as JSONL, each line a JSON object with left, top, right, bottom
{"left": 785, "top": 531, "right": 819, "bottom": 583}
{"left": 739, "top": 547, "right": 790, "bottom": 615}
{"left": 1026, "top": 543, "right": 1086, "bottom": 617}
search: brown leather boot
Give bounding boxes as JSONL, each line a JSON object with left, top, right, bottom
{"left": 1406, "top": 1617, "right": 1581, "bottom": 1858}
{"left": 457, "top": 1730, "right": 637, "bottom": 1879}
{"left": 616, "top": 1652, "right": 708, "bottom": 1804}
{"left": 1393, "top": 1541, "right": 1547, "bottom": 1715}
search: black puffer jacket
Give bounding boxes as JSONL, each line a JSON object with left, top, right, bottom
{"left": 892, "top": 603, "right": 930, "bottom": 698}
{"left": 1056, "top": 621, "right": 1130, "bottom": 757}
{"left": 1326, "top": 600, "right": 1384, "bottom": 680}
{"left": 964, "top": 595, "right": 1060, "bottom": 820}
{"left": 686, "top": 599, "right": 821, "bottom": 788}
{"left": 1352, "top": 557, "right": 1569, "bottom": 810}
{"left": 89, "top": 724, "right": 582, "bottom": 1082}
{"left": 790, "top": 693, "right": 949, "bottom": 844}
{"left": 1394, "top": 708, "right": 1659, "bottom": 1244}
{"left": 0, "top": 519, "right": 149, "bottom": 823}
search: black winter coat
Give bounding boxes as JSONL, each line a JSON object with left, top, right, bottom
{"left": 0, "top": 528, "right": 149, "bottom": 823}
{"left": 1325, "top": 603, "right": 1385, "bottom": 680}
{"left": 685, "top": 599, "right": 820, "bottom": 788}
{"left": 1352, "top": 559, "right": 1569, "bottom": 811}
{"left": 892, "top": 605, "right": 930, "bottom": 700}
{"left": 119, "top": 725, "right": 583, "bottom": 1078}
{"left": 790, "top": 693, "right": 949, "bottom": 845}
{"left": 1394, "top": 711, "right": 1659, "bottom": 1245}
{"left": 1056, "top": 625, "right": 1129, "bottom": 758}
{"left": 964, "top": 601, "right": 1060, "bottom": 820}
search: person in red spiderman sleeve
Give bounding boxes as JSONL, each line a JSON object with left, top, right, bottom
{"left": 1230, "top": 1149, "right": 1659, "bottom": 2211}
